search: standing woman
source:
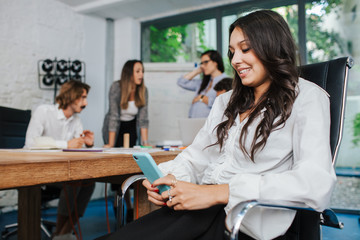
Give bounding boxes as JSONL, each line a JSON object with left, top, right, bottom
{"left": 178, "top": 50, "right": 227, "bottom": 118}
{"left": 102, "top": 60, "right": 149, "bottom": 147}
{"left": 98, "top": 10, "right": 336, "bottom": 240}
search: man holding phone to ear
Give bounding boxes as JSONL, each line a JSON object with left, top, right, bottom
{"left": 25, "top": 80, "right": 95, "bottom": 240}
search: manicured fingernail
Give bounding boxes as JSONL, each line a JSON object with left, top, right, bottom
{"left": 151, "top": 184, "right": 154, "bottom": 188}
{"left": 153, "top": 188, "right": 159, "bottom": 192}
{"left": 163, "top": 202, "right": 167, "bottom": 206}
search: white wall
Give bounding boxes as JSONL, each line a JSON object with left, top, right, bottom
{"left": 0, "top": 0, "right": 107, "bottom": 147}
{"left": 113, "top": 17, "right": 141, "bottom": 79}
{"left": 81, "top": 15, "right": 106, "bottom": 147}
{"left": 0, "top": 0, "right": 84, "bottom": 109}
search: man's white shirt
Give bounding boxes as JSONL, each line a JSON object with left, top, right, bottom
{"left": 24, "top": 104, "right": 83, "bottom": 149}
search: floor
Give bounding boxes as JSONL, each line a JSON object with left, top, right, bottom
{"left": 1, "top": 198, "right": 359, "bottom": 240}
{"left": 0, "top": 198, "right": 117, "bottom": 240}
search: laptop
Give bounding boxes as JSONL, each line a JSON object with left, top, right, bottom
{"left": 178, "top": 118, "right": 207, "bottom": 146}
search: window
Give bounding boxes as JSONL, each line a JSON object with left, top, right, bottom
{"left": 142, "top": 19, "right": 216, "bottom": 63}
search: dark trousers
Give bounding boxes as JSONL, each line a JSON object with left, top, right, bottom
{"left": 96, "top": 205, "right": 301, "bottom": 240}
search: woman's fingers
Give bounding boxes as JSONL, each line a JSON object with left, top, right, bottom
{"left": 148, "top": 194, "right": 166, "bottom": 206}
{"left": 152, "top": 174, "right": 176, "bottom": 187}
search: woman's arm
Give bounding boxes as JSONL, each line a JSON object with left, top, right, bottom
{"left": 105, "top": 131, "right": 116, "bottom": 148}
{"left": 106, "top": 82, "right": 121, "bottom": 147}
{"left": 140, "top": 128, "right": 149, "bottom": 146}
{"left": 184, "top": 68, "right": 202, "bottom": 80}
{"left": 138, "top": 88, "right": 149, "bottom": 146}
{"left": 177, "top": 68, "right": 203, "bottom": 91}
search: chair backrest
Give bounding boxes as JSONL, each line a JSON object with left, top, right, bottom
{"left": 298, "top": 57, "right": 353, "bottom": 163}
{"left": 0, "top": 106, "right": 31, "bottom": 148}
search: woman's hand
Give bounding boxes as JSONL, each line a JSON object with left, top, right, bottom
{"left": 142, "top": 178, "right": 166, "bottom": 206}
{"left": 184, "top": 68, "right": 203, "bottom": 80}
{"left": 149, "top": 175, "right": 229, "bottom": 210}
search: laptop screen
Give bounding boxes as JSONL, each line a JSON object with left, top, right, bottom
{"left": 178, "top": 118, "right": 207, "bottom": 146}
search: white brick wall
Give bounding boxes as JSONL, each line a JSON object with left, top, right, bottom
{"left": 0, "top": 0, "right": 85, "bottom": 110}
{"left": 0, "top": 0, "right": 107, "bottom": 148}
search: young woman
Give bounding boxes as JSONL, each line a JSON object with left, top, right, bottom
{"left": 99, "top": 10, "right": 336, "bottom": 240}
{"left": 178, "top": 50, "right": 227, "bottom": 118}
{"left": 102, "top": 60, "right": 149, "bottom": 147}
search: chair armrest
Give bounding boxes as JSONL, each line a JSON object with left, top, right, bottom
{"left": 120, "top": 174, "right": 146, "bottom": 197}
{"left": 116, "top": 174, "right": 146, "bottom": 228}
{"left": 225, "top": 200, "right": 343, "bottom": 240}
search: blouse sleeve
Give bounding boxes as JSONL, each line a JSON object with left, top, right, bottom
{"left": 138, "top": 88, "right": 149, "bottom": 129}
{"left": 177, "top": 76, "right": 202, "bottom": 92}
{"left": 225, "top": 85, "right": 336, "bottom": 214}
{"left": 108, "top": 81, "right": 121, "bottom": 132}
{"left": 158, "top": 95, "right": 227, "bottom": 183}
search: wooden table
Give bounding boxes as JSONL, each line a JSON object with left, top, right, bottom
{"left": 0, "top": 150, "right": 179, "bottom": 240}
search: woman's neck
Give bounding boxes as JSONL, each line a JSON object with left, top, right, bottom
{"left": 211, "top": 69, "right": 222, "bottom": 79}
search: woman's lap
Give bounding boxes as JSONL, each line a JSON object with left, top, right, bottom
{"left": 97, "top": 204, "right": 227, "bottom": 240}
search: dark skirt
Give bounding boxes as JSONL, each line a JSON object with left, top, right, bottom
{"left": 115, "top": 117, "right": 137, "bottom": 148}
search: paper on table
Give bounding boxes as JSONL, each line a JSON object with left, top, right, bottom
{"left": 32, "top": 136, "right": 59, "bottom": 149}
{"left": 101, "top": 147, "right": 164, "bottom": 154}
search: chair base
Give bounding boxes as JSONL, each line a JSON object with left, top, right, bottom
{"left": 1, "top": 219, "right": 56, "bottom": 239}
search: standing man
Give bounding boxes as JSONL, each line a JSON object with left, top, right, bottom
{"left": 25, "top": 80, "right": 95, "bottom": 240}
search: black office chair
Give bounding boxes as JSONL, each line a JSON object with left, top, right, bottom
{"left": 0, "top": 106, "right": 31, "bottom": 149}
{"left": 0, "top": 106, "right": 60, "bottom": 239}
{"left": 225, "top": 57, "right": 354, "bottom": 240}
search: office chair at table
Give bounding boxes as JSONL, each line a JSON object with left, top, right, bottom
{"left": 0, "top": 106, "right": 31, "bottom": 149}
{"left": 225, "top": 56, "right": 354, "bottom": 240}
{"left": 0, "top": 106, "right": 60, "bottom": 239}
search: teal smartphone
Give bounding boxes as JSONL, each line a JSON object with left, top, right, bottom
{"left": 132, "top": 152, "right": 171, "bottom": 194}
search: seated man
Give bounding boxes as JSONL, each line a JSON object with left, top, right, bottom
{"left": 25, "top": 80, "right": 95, "bottom": 240}
{"left": 213, "top": 77, "right": 233, "bottom": 96}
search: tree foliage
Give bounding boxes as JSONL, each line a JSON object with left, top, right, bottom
{"left": 149, "top": 25, "right": 187, "bottom": 62}
{"left": 305, "top": 0, "right": 345, "bottom": 63}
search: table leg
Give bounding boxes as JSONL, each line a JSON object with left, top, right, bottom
{"left": 134, "top": 182, "right": 160, "bottom": 219}
{"left": 18, "top": 186, "right": 41, "bottom": 240}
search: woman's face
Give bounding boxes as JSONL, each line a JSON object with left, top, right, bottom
{"left": 200, "top": 54, "right": 218, "bottom": 76}
{"left": 229, "top": 27, "right": 270, "bottom": 95}
{"left": 132, "top": 62, "right": 144, "bottom": 85}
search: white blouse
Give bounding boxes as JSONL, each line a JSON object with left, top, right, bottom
{"left": 159, "top": 78, "right": 337, "bottom": 239}
{"left": 120, "top": 101, "right": 138, "bottom": 121}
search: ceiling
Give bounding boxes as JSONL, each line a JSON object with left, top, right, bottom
{"left": 56, "top": 0, "right": 246, "bottom": 21}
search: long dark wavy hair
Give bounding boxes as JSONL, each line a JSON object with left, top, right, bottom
{"left": 198, "top": 50, "right": 225, "bottom": 94}
{"left": 213, "top": 10, "right": 299, "bottom": 161}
